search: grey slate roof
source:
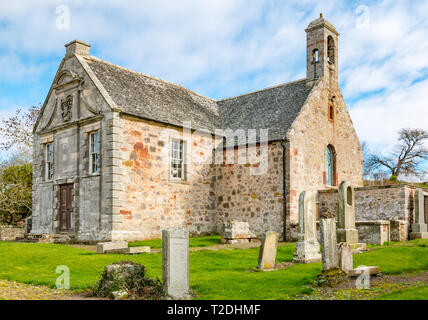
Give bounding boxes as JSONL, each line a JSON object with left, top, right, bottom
{"left": 217, "top": 79, "right": 313, "bottom": 143}
{"left": 86, "top": 57, "right": 221, "bottom": 132}
{"left": 85, "top": 56, "right": 314, "bottom": 143}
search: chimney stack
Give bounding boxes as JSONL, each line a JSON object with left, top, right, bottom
{"left": 65, "top": 39, "right": 91, "bottom": 58}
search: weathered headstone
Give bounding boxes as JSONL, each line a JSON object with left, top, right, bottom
{"left": 96, "top": 241, "right": 128, "bottom": 254}
{"left": 337, "top": 181, "right": 359, "bottom": 244}
{"left": 349, "top": 266, "right": 380, "bottom": 277}
{"left": 294, "top": 191, "right": 322, "bottom": 263}
{"left": 410, "top": 189, "right": 428, "bottom": 239}
{"left": 319, "top": 217, "right": 339, "bottom": 271}
{"left": 104, "top": 246, "right": 151, "bottom": 254}
{"left": 162, "top": 228, "right": 190, "bottom": 299}
{"left": 390, "top": 220, "right": 408, "bottom": 242}
{"left": 338, "top": 243, "right": 353, "bottom": 273}
{"left": 257, "top": 231, "right": 278, "bottom": 270}
{"left": 221, "top": 221, "right": 256, "bottom": 244}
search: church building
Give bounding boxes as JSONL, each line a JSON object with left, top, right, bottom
{"left": 31, "top": 15, "right": 363, "bottom": 242}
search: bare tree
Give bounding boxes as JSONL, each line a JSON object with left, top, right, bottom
{"left": 365, "top": 128, "right": 428, "bottom": 180}
{"left": 0, "top": 105, "right": 40, "bottom": 160}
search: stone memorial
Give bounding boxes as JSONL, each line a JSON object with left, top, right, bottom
{"left": 319, "top": 217, "right": 339, "bottom": 271}
{"left": 257, "top": 231, "right": 279, "bottom": 270}
{"left": 338, "top": 243, "right": 353, "bottom": 273}
{"left": 390, "top": 220, "right": 408, "bottom": 242}
{"left": 96, "top": 241, "right": 128, "bottom": 254}
{"left": 294, "top": 191, "right": 321, "bottom": 263}
{"left": 104, "top": 246, "right": 151, "bottom": 254}
{"left": 356, "top": 220, "right": 390, "bottom": 245}
{"left": 410, "top": 189, "right": 428, "bottom": 239}
{"left": 162, "top": 228, "right": 190, "bottom": 299}
{"left": 337, "top": 181, "right": 359, "bottom": 244}
{"left": 221, "top": 221, "right": 256, "bottom": 244}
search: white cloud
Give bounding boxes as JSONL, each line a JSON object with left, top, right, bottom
{"left": 0, "top": 0, "right": 427, "bottom": 157}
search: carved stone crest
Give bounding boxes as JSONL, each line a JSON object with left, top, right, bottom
{"left": 61, "top": 95, "right": 73, "bottom": 122}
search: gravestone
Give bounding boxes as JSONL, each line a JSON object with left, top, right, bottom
{"left": 293, "top": 191, "right": 322, "bottom": 263}
{"left": 221, "top": 221, "right": 256, "bottom": 244}
{"left": 319, "top": 217, "right": 339, "bottom": 271}
{"left": 96, "top": 241, "right": 128, "bottom": 254}
{"left": 338, "top": 243, "right": 353, "bottom": 273}
{"left": 337, "top": 181, "right": 359, "bottom": 244}
{"left": 410, "top": 189, "right": 428, "bottom": 239}
{"left": 257, "top": 231, "right": 278, "bottom": 270}
{"left": 162, "top": 228, "right": 190, "bottom": 299}
{"left": 105, "top": 246, "right": 151, "bottom": 255}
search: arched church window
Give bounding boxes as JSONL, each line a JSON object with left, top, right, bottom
{"left": 326, "top": 144, "right": 336, "bottom": 186}
{"left": 327, "top": 36, "right": 335, "bottom": 64}
{"left": 312, "top": 49, "right": 319, "bottom": 64}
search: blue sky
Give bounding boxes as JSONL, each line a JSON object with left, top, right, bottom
{"left": 0, "top": 0, "right": 427, "bottom": 164}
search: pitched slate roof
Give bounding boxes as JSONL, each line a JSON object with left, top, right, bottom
{"left": 84, "top": 56, "right": 314, "bottom": 142}
{"left": 86, "top": 57, "right": 221, "bottom": 132}
{"left": 217, "top": 79, "right": 313, "bottom": 142}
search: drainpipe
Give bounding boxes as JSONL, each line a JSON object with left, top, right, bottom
{"left": 281, "top": 140, "right": 288, "bottom": 242}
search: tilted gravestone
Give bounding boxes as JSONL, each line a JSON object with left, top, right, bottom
{"left": 337, "top": 181, "right": 359, "bottom": 244}
{"left": 410, "top": 189, "right": 428, "bottom": 239}
{"left": 293, "top": 190, "right": 321, "bottom": 263}
{"left": 320, "top": 217, "right": 339, "bottom": 271}
{"left": 257, "top": 231, "right": 278, "bottom": 270}
{"left": 162, "top": 228, "right": 190, "bottom": 299}
{"left": 338, "top": 243, "right": 353, "bottom": 273}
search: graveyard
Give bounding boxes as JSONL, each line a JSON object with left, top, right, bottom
{"left": 0, "top": 237, "right": 427, "bottom": 300}
{"left": 0, "top": 183, "right": 428, "bottom": 300}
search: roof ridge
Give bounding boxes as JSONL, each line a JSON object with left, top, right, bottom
{"left": 217, "top": 78, "right": 308, "bottom": 103}
{"left": 85, "top": 55, "right": 217, "bottom": 102}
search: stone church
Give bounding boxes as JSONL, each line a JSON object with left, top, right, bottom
{"left": 31, "top": 15, "right": 363, "bottom": 242}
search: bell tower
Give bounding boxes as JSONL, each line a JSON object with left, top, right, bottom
{"left": 305, "top": 14, "right": 339, "bottom": 82}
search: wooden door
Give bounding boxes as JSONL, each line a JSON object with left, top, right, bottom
{"left": 59, "top": 184, "right": 73, "bottom": 231}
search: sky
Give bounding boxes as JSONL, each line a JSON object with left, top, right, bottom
{"left": 0, "top": 0, "right": 427, "bottom": 173}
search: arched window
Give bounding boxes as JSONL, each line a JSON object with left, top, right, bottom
{"left": 312, "top": 49, "right": 319, "bottom": 64}
{"left": 326, "top": 145, "right": 336, "bottom": 186}
{"left": 327, "top": 36, "right": 335, "bottom": 64}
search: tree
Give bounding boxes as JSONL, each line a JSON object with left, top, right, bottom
{"left": 365, "top": 128, "right": 428, "bottom": 180}
{"left": 0, "top": 105, "right": 41, "bottom": 161}
{"left": 0, "top": 163, "right": 33, "bottom": 225}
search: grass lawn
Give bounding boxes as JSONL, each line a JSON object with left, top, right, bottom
{"left": 129, "top": 235, "right": 221, "bottom": 249}
{"left": 0, "top": 239, "right": 427, "bottom": 299}
{"left": 376, "top": 285, "right": 428, "bottom": 300}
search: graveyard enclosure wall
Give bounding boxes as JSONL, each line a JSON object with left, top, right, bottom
{"left": 213, "top": 142, "right": 285, "bottom": 239}
{"left": 0, "top": 225, "right": 25, "bottom": 240}
{"left": 114, "top": 116, "right": 218, "bottom": 241}
{"left": 318, "top": 185, "right": 415, "bottom": 226}
{"left": 285, "top": 77, "right": 364, "bottom": 239}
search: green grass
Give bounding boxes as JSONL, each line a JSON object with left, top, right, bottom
{"left": 129, "top": 235, "right": 221, "bottom": 249}
{"left": 0, "top": 239, "right": 427, "bottom": 299}
{"left": 376, "top": 285, "right": 428, "bottom": 300}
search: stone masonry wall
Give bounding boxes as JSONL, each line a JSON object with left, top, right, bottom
{"left": 318, "top": 185, "right": 414, "bottom": 224}
{"left": 214, "top": 142, "right": 285, "bottom": 239}
{"left": 286, "top": 77, "right": 364, "bottom": 239}
{"left": 115, "top": 116, "right": 218, "bottom": 240}
{"left": 0, "top": 225, "right": 25, "bottom": 241}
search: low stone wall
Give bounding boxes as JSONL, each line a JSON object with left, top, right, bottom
{"left": 318, "top": 185, "right": 417, "bottom": 242}
{"left": 356, "top": 220, "right": 390, "bottom": 245}
{"left": 0, "top": 225, "right": 25, "bottom": 241}
{"left": 318, "top": 185, "right": 413, "bottom": 222}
